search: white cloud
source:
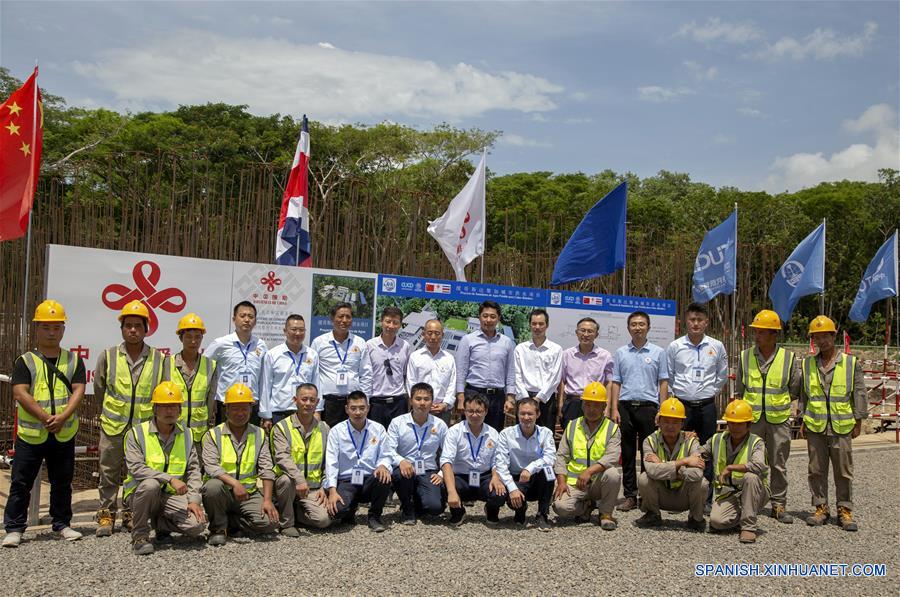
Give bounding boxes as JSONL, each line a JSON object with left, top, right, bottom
{"left": 72, "top": 30, "right": 564, "bottom": 120}
{"left": 677, "top": 17, "right": 762, "bottom": 45}
{"left": 737, "top": 107, "right": 765, "bottom": 118}
{"left": 763, "top": 103, "right": 899, "bottom": 192}
{"left": 756, "top": 21, "right": 877, "bottom": 61}
{"left": 317, "top": 42, "right": 336, "bottom": 49}
{"left": 712, "top": 133, "right": 734, "bottom": 145}
{"left": 683, "top": 60, "right": 718, "bottom": 81}
{"left": 637, "top": 86, "right": 694, "bottom": 102}
{"left": 499, "top": 133, "right": 552, "bottom": 148}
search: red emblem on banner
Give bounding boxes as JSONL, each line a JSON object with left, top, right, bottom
{"left": 101, "top": 261, "right": 187, "bottom": 335}
{"left": 260, "top": 271, "right": 282, "bottom": 292}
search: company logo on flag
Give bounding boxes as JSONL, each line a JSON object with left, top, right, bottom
{"left": 849, "top": 230, "right": 898, "bottom": 322}
{"left": 768, "top": 223, "right": 825, "bottom": 322}
{"left": 692, "top": 210, "right": 737, "bottom": 303}
{"left": 275, "top": 115, "right": 311, "bottom": 267}
{"left": 425, "top": 282, "right": 451, "bottom": 294}
{"left": 582, "top": 296, "right": 603, "bottom": 306}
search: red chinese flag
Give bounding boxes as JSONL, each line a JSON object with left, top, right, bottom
{"left": 0, "top": 67, "right": 43, "bottom": 241}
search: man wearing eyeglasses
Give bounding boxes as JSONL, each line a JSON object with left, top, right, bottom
{"left": 366, "top": 306, "right": 412, "bottom": 428}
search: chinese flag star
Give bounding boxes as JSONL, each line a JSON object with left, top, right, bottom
{"left": 0, "top": 67, "right": 43, "bottom": 241}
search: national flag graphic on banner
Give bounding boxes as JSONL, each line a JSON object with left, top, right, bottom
{"left": 582, "top": 296, "right": 604, "bottom": 306}
{"left": 275, "top": 115, "right": 311, "bottom": 266}
{"left": 425, "top": 282, "right": 451, "bottom": 294}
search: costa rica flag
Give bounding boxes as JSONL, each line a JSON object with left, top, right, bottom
{"left": 275, "top": 115, "right": 311, "bottom": 266}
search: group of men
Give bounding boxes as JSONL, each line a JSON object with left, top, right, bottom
{"left": 3, "top": 296, "right": 867, "bottom": 551}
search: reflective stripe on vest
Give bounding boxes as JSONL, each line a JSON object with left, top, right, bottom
{"left": 565, "top": 417, "right": 617, "bottom": 486}
{"left": 100, "top": 347, "right": 163, "bottom": 436}
{"left": 647, "top": 430, "right": 692, "bottom": 491}
{"left": 168, "top": 355, "right": 215, "bottom": 443}
{"left": 123, "top": 420, "right": 191, "bottom": 500}
{"left": 17, "top": 351, "right": 80, "bottom": 445}
{"left": 209, "top": 423, "right": 263, "bottom": 493}
{"left": 741, "top": 347, "right": 793, "bottom": 424}
{"left": 271, "top": 418, "right": 324, "bottom": 487}
{"left": 712, "top": 431, "right": 768, "bottom": 501}
{"left": 802, "top": 353, "right": 856, "bottom": 435}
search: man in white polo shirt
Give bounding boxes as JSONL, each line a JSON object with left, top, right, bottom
{"left": 406, "top": 319, "right": 456, "bottom": 424}
{"left": 259, "top": 314, "right": 319, "bottom": 429}
{"left": 514, "top": 308, "right": 562, "bottom": 430}
{"left": 366, "top": 306, "right": 412, "bottom": 428}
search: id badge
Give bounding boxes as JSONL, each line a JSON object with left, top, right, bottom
{"left": 351, "top": 468, "right": 365, "bottom": 486}
{"left": 241, "top": 371, "right": 251, "bottom": 384}
{"left": 336, "top": 367, "right": 349, "bottom": 387}
{"left": 414, "top": 459, "right": 426, "bottom": 475}
{"left": 468, "top": 471, "right": 481, "bottom": 487}
{"left": 543, "top": 465, "right": 556, "bottom": 480}
{"left": 692, "top": 367, "right": 704, "bottom": 381}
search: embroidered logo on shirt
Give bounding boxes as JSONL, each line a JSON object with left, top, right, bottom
{"left": 431, "top": 427, "right": 437, "bottom": 434}
{"left": 707, "top": 350, "right": 715, "bottom": 356}
{"left": 371, "top": 437, "right": 378, "bottom": 445}
{"left": 486, "top": 440, "right": 494, "bottom": 449}
{"left": 351, "top": 347, "right": 360, "bottom": 353}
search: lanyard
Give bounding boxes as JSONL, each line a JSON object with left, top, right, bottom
{"left": 235, "top": 340, "right": 253, "bottom": 368}
{"left": 412, "top": 419, "right": 430, "bottom": 455}
{"left": 331, "top": 339, "right": 350, "bottom": 366}
{"left": 466, "top": 431, "right": 486, "bottom": 463}
{"left": 347, "top": 421, "right": 369, "bottom": 460}
{"left": 287, "top": 350, "right": 306, "bottom": 376}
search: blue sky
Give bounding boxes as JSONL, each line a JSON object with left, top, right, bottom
{"left": 2, "top": 1, "right": 898, "bottom": 192}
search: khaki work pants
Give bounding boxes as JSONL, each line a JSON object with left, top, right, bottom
{"left": 201, "top": 479, "right": 277, "bottom": 535}
{"left": 638, "top": 473, "right": 708, "bottom": 522}
{"left": 130, "top": 479, "right": 207, "bottom": 541}
{"left": 98, "top": 429, "right": 128, "bottom": 513}
{"left": 552, "top": 467, "right": 621, "bottom": 519}
{"left": 751, "top": 418, "right": 791, "bottom": 506}
{"left": 709, "top": 472, "right": 769, "bottom": 532}
{"left": 807, "top": 430, "right": 854, "bottom": 509}
{"left": 274, "top": 475, "right": 332, "bottom": 529}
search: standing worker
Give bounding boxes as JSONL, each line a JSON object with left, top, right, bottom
{"left": 3, "top": 300, "right": 86, "bottom": 547}
{"left": 94, "top": 299, "right": 164, "bottom": 537}
{"left": 557, "top": 317, "right": 614, "bottom": 431}
{"left": 801, "top": 316, "right": 867, "bottom": 531}
{"left": 259, "top": 314, "right": 319, "bottom": 429}
{"left": 162, "top": 313, "right": 218, "bottom": 449}
{"left": 366, "top": 306, "right": 412, "bottom": 428}
{"left": 405, "top": 319, "right": 457, "bottom": 425}
{"left": 513, "top": 309, "right": 563, "bottom": 430}
{"left": 123, "top": 382, "right": 207, "bottom": 555}
{"left": 734, "top": 309, "right": 801, "bottom": 524}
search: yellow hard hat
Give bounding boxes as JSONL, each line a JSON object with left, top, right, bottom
{"left": 33, "top": 300, "right": 67, "bottom": 322}
{"left": 658, "top": 397, "right": 686, "bottom": 419}
{"left": 808, "top": 315, "right": 836, "bottom": 335}
{"left": 750, "top": 309, "right": 782, "bottom": 331}
{"left": 224, "top": 383, "right": 255, "bottom": 404}
{"left": 582, "top": 381, "right": 607, "bottom": 403}
{"left": 176, "top": 313, "right": 206, "bottom": 334}
{"left": 118, "top": 299, "right": 150, "bottom": 322}
{"left": 151, "top": 381, "right": 184, "bottom": 404}
{"left": 723, "top": 399, "right": 753, "bottom": 423}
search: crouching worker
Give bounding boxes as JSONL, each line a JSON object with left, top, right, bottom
{"left": 124, "top": 382, "right": 207, "bottom": 555}
{"left": 202, "top": 384, "right": 279, "bottom": 545}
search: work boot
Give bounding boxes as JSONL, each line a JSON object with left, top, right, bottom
{"left": 599, "top": 513, "right": 617, "bottom": 531}
{"left": 618, "top": 496, "right": 637, "bottom": 512}
{"left": 636, "top": 511, "right": 662, "bottom": 527}
{"left": 154, "top": 530, "right": 173, "bottom": 544}
{"left": 208, "top": 533, "right": 227, "bottom": 546}
{"left": 772, "top": 504, "right": 794, "bottom": 524}
{"left": 132, "top": 538, "right": 155, "bottom": 555}
{"left": 805, "top": 505, "right": 830, "bottom": 526}
{"left": 838, "top": 506, "right": 858, "bottom": 531}
{"left": 280, "top": 526, "right": 301, "bottom": 538}
{"left": 739, "top": 530, "right": 757, "bottom": 544}
{"left": 95, "top": 509, "right": 115, "bottom": 537}
{"left": 120, "top": 510, "right": 134, "bottom": 532}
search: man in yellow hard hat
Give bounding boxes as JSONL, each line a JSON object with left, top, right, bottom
{"left": 700, "top": 399, "right": 769, "bottom": 543}
{"left": 734, "top": 309, "right": 801, "bottom": 524}
{"left": 3, "top": 300, "right": 86, "bottom": 548}
{"left": 162, "top": 313, "right": 218, "bottom": 448}
{"left": 552, "top": 381, "right": 621, "bottom": 530}
{"left": 201, "top": 383, "right": 279, "bottom": 545}
{"left": 124, "top": 382, "right": 207, "bottom": 555}
{"left": 800, "top": 315, "right": 866, "bottom": 531}
{"left": 637, "top": 398, "right": 707, "bottom": 530}
{"left": 94, "top": 299, "right": 164, "bottom": 537}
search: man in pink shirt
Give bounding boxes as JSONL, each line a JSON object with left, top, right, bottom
{"left": 557, "top": 317, "right": 614, "bottom": 430}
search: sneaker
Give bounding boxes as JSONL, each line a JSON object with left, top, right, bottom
{"left": 534, "top": 515, "right": 552, "bottom": 532}
{"left": 368, "top": 517, "right": 386, "bottom": 533}
{"left": 772, "top": 504, "right": 794, "bottom": 524}
{"left": 59, "top": 527, "right": 83, "bottom": 542}
{"left": 636, "top": 511, "right": 662, "bottom": 527}
{"left": 280, "top": 526, "right": 301, "bottom": 538}
{"left": 120, "top": 510, "right": 133, "bottom": 532}
{"left": 449, "top": 509, "right": 466, "bottom": 526}
{"left": 132, "top": 538, "right": 155, "bottom": 555}
{"left": 2, "top": 532, "right": 22, "bottom": 548}
{"left": 208, "top": 533, "right": 227, "bottom": 546}
{"left": 686, "top": 517, "right": 707, "bottom": 532}
{"left": 618, "top": 496, "right": 637, "bottom": 512}
{"left": 806, "top": 505, "right": 830, "bottom": 526}
{"left": 739, "top": 530, "right": 757, "bottom": 544}
{"left": 599, "top": 513, "right": 617, "bottom": 530}
{"left": 95, "top": 509, "right": 115, "bottom": 537}
{"left": 400, "top": 512, "right": 417, "bottom": 526}
{"left": 838, "top": 506, "right": 858, "bottom": 532}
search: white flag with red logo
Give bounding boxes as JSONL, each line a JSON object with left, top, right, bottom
{"left": 427, "top": 152, "right": 486, "bottom": 281}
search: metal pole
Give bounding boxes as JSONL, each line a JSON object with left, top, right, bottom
{"left": 819, "top": 218, "right": 826, "bottom": 313}
{"left": 730, "top": 203, "right": 738, "bottom": 399}
{"left": 622, "top": 220, "right": 627, "bottom": 296}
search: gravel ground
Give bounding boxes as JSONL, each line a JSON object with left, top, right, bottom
{"left": 3, "top": 445, "right": 898, "bottom": 596}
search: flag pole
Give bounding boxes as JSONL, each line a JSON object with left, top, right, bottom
{"left": 622, "top": 220, "right": 627, "bottom": 295}
{"left": 480, "top": 149, "right": 486, "bottom": 283}
{"left": 730, "top": 203, "right": 738, "bottom": 399}
{"left": 20, "top": 64, "right": 39, "bottom": 354}
{"left": 819, "top": 218, "right": 826, "bottom": 313}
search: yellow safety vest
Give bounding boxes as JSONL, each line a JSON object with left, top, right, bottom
{"left": 271, "top": 418, "right": 325, "bottom": 488}
{"left": 123, "top": 420, "right": 191, "bottom": 500}
{"left": 565, "top": 417, "right": 617, "bottom": 486}
{"left": 206, "top": 423, "right": 264, "bottom": 494}
{"left": 646, "top": 430, "right": 694, "bottom": 490}
{"left": 741, "top": 347, "right": 794, "bottom": 424}
{"left": 711, "top": 431, "right": 768, "bottom": 501}
{"left": 17, "top": 351, "right": 80, "bottom": 444}
{"left": 802, "top": 353, "right": 856, "bottom": 435}
{"left": 100, "top": 346, "right": 163, "bottom": 436}
{"left": 166, "top": 355, "right": 216, "bottom": 443}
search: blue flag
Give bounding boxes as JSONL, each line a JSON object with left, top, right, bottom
{"left": 768, "top": 223, "right": 826, "bottom": 322}
{"left": 849, "top": 230, "right": 898, "bottom": 322}
{"left": 692, "top": 210, "right": 737, "bottom": 303}
{"left": 551, "top": 181, "right": 627, "bottom": 285}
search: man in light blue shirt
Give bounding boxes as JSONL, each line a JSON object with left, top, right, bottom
{"left": 666, "top": 302, "right": 728, "bottom": 506}
{"left": 609, "top": 311, "right": 670, "bottom": 512}
{"left": 495, "top": 398, "right": 557, "bottom": 531}
{"left": 366, "top": 306, "right": 412, "bottom": 428}
{"left": 441, "top": 394, "right": 506, "bottom": 526}
{"left": 310, "top": 302, "right": 373, "bottom": 428}
{"left": 375, "top": 382, "right": 448, "bottom": 525}
{"left": 259, "top": 314, "right": 319, "bottom": 428}
{"left": 323, "top": 391, "right": 391, "bottom": 532}
{"left": 205, "top": 301, "right": 268, "bottom": 424}
{"left": 455, "top": 300, "right": 517, "bottom": 431}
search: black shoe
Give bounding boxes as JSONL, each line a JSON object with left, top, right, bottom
{"left": 154, "top": 530, "right": 173, "bottom": 544}
{"left": 449, "top": 509, "right": 466, "bottom": 526}
{"left": 400, "top": 512, "right": 417, "bottom": 526}
{"left": 484, "top": 505, "right": 500, "bottom": 526}
{"left": 534, "top": 515, "right": 552, "bottom": 532}
{"left": 368, "top": 517, "right": 386, "bottom": 533}
{"left": 636, "top": 511, "right": 662, "bottom": 527}
{"left": 686, "top": 517, "right": 707, "bottom": 532}
{"left": 513, "top": 509, "right": 527, "bottom": 525}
